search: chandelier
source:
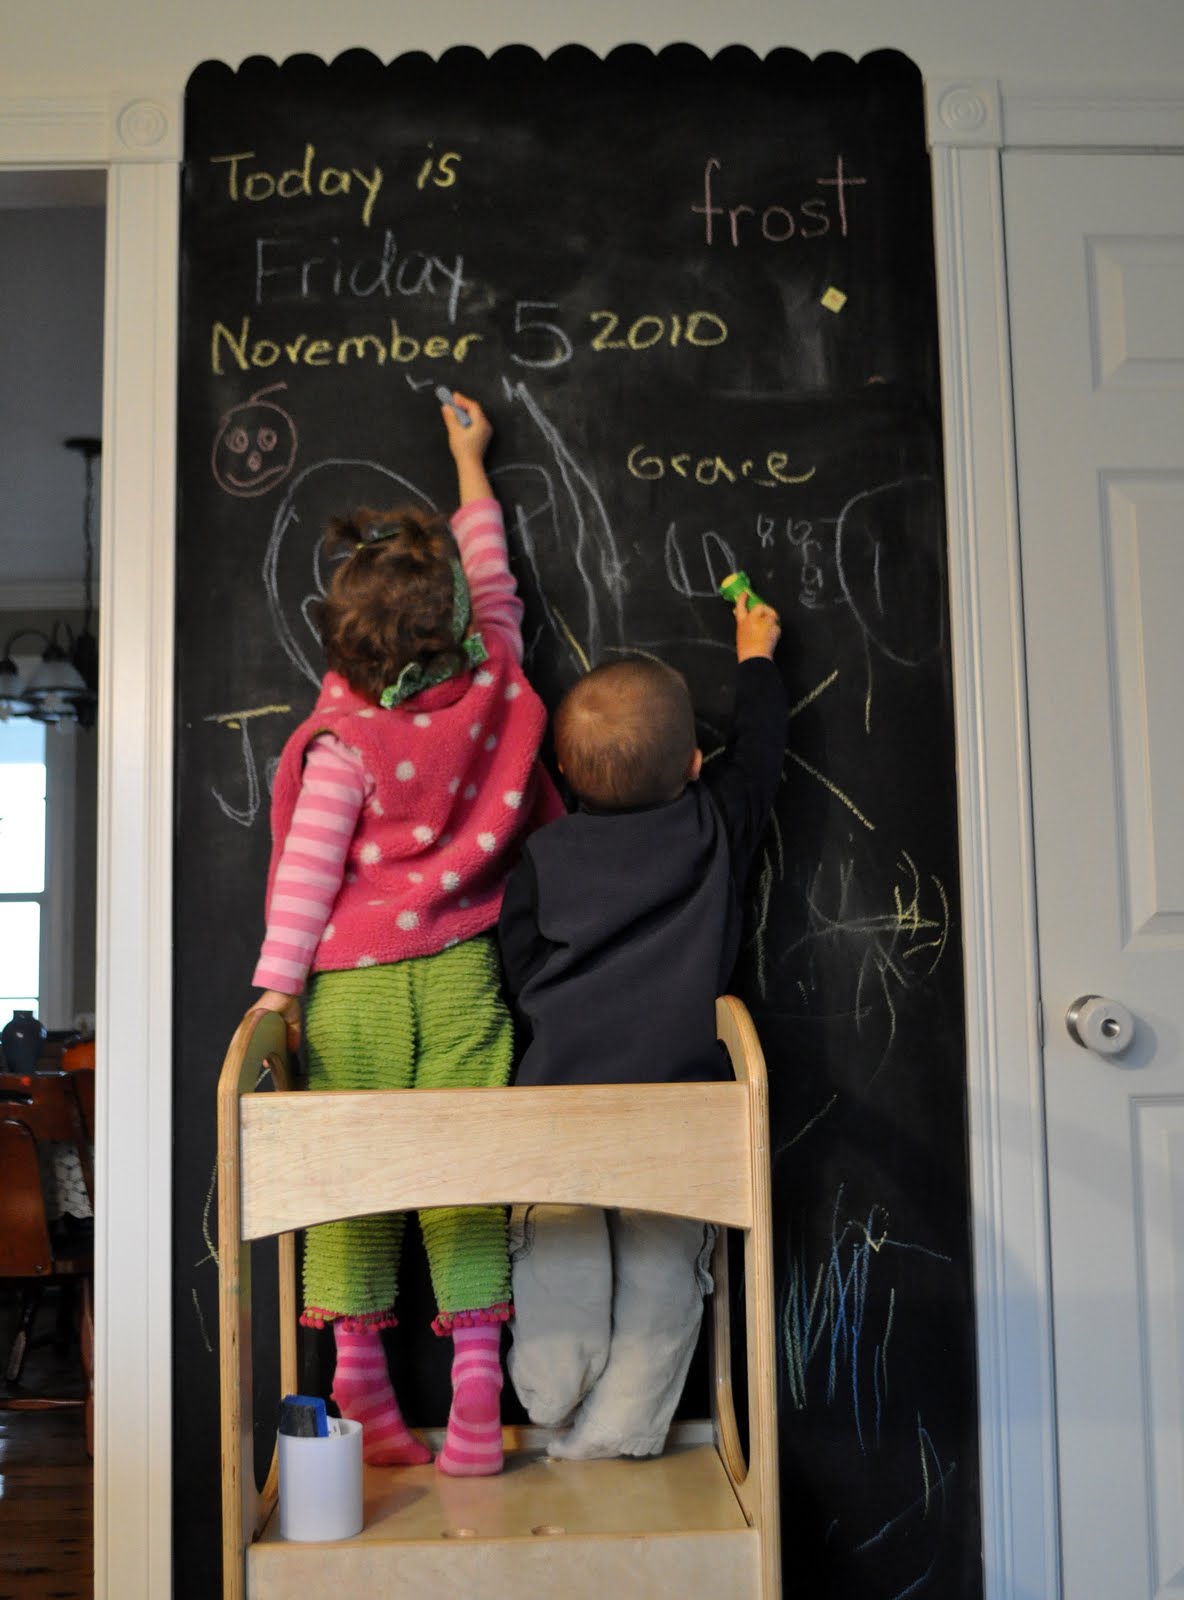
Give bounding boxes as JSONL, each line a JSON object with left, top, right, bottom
{"left": 0, "top": 437, "right": 99, "bottom": 729}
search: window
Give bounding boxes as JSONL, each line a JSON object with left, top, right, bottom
{"left": 0, "top": 717, "right": 47, "bottom": 1016}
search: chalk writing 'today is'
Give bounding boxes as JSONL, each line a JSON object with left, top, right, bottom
{"left": 211, "top": 145, "right": 384, "bottom": 226}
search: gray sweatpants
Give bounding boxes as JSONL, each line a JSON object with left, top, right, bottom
{"left": 507, "top": 1204, "right": 716, "bottom": 1459}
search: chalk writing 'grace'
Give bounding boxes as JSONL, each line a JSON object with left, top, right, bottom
{"left": 210, "top": 145, "right": 384, "bottom": 226}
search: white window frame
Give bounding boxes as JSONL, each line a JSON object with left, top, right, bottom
{"left": 42, "top": 723, "right": 78, "bottom": 1027}
{"left": 0, "top": 712, "right": 65, "bottom": 1019}
{"left": 0, "top": 656, "right": 86, "bottom": 1029}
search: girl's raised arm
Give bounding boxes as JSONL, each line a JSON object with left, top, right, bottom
{"left": 442, "top": 392, "right": 524, "bottom": 661}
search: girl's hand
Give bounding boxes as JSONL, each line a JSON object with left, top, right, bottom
{"left": 442, "top": 391, "right": 493, "bottom": 460}
{"left": 735, "top": 599, "right": 781, "bottom": 662}
{"left": 444, "top": 392, "right": 495, "bottom": 505}
{"left": 251, "top": 988, "right": 302, "bottom": 1052}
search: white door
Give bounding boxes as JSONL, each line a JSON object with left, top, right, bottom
{"left": 1006, "top": 151, "right": 1184, "bottom": 1599}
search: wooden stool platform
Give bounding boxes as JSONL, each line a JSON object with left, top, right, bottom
{"left": 247, "top": 1433, "right": 756, "bottom": 1597}
{"left": 219, "top": 995, "right": 779, "bottom": 1599}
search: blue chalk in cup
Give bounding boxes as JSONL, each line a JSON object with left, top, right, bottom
{"left": 278, "top": 1415, "right": 363, "bottom": 1541}
{"left": 279, "top": 1393, "right": 329, "bottom": 1438}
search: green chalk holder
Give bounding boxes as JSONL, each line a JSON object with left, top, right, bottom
{"left": 719, "top": 570, "right": 765, "bottom": 611}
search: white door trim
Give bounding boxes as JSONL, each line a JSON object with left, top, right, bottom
{"left": 0, "top": 91, "right": 179, "bottom": 1600}
{"left": 928, "top": 120, "right": 1060, "bottom": 1600}
{"left": 928, "top": 78, "right": 1184, "bottom": 1600}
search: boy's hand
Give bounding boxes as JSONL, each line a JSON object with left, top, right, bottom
{"left": 735, "top": 599, "right": 781, "bottom": 661}
{"left": 251, "top": 988, "right": 302, "bottom": 1052}
{"left": 442, "top": 391, "right": 492, "bottom": 460}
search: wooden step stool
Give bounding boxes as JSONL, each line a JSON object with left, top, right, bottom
{"left": 218, "top": 993, "right": 779, "bottom": 1599}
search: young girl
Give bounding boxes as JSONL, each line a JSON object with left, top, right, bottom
{"left": 252, "top": 393, "right": 560, "bottom": 1476}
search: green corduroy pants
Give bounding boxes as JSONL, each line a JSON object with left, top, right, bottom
{"left": 300, "top": 934, "right": 513, "bottom": 1322}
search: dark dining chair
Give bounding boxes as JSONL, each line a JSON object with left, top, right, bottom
{"left": 0, "top": 1069, "right": 94, "bottom": 1455}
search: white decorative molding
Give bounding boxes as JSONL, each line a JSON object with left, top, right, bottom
{"left": 929, "top": 143, "right": 1061, "bottom": 1600}
{"left": 110, "top": 94, "right": 180, "bottom": 160}
{"left": 1002, "top": 86, "right": 1184, "bottom": 150}
{"left": 0, "top": 91, "right": 179, "bottom": 165}
{"left": 0, "top": 92, "right": 177, "bottom": 1600}
{"left": 0, "top": 96, "right": 110, "bottom": 163}
{"left": 927, "top": 80, "right": 1002, "bottom": 149}
{"left": 92, "top": 159, "right": 177, "bottom": 1600}
{"left": 930, "top": 82, "right": 1184, "bottom": 154}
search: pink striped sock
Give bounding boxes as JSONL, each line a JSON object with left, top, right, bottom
{"left": 331, "top": 1323, "right": 431, "bottom": 1467}
{"left": 435, "top": 1322, "right": 504, "bottom": 1477}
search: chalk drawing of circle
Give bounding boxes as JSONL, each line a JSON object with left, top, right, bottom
{"left": 834, "top": 475, "right": 945, "bottom": 667}
{"left": 264, "top": 459, "right": 438, "bottom": 688}
{"left": 212, "top": 384, "right": 298, "bottom": 498}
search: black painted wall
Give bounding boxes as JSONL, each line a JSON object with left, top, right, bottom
{"left": 175, "top": 45, "right": 979, "bottom": 1598}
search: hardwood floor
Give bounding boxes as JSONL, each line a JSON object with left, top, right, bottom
{"left": 0, "top": 1289, "right": 92, "bottom": 1600}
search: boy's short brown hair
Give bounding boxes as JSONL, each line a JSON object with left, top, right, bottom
{"left": 316, "top": 506, "right": 462, "bottom": 704}
{"left": 554, "top": 657, "right": 696, "bottom": 810}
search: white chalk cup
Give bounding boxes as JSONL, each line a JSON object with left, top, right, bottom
{"left": 278, "top": 1418, "right": 364, "bottom": 1541}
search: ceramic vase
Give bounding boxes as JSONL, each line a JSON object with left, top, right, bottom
{"left": 1, "top": 1008, "right": 46, "bottom": 1074}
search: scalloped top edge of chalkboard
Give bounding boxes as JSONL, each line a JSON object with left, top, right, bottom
{"left": 185, "top": 43, "right": 920, "bottom": 96}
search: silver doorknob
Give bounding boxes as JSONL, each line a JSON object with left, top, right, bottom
{"left": 1065, "top": 995, "right": 1135, "bottom": 1056}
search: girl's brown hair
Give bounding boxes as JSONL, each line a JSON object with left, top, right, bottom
{"left": 316, "top": 506, "right": 462, "bottom": 704}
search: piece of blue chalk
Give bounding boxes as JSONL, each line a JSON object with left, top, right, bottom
{"left": 279, "top": 1394, "right": 329, "bottom": 1437}
{"left": 435, "top": 386, "right": 471, "bottom": 428}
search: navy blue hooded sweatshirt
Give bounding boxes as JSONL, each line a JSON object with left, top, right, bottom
{"left": 498, "top": 656, "right": 787, "bottom": 1086}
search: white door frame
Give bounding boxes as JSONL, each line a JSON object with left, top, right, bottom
{"left": 0, "top": 92, "right": 179, "bottom": 1600}
{"left": 3, "top": 74, "right": 1182, "bottom": 1600}
{"left": 928, "top": 79, "right": 1184, "bottom": 1600}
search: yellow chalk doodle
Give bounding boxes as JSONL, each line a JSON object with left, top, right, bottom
{"left": 790, "top": 669, "right": 838, "bottom": 719}
{"left": 205, "top": 703, "right": 291, "bottom": 730}
{"left": 550, "top": 607, "right": 591, "bottom": 674}
{"left": 821, "top": 286, "right": 847, "bottom": 314}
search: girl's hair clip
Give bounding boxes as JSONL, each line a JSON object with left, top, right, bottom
{"left": 356, "top": 522, "right": 400, "bottom": 548}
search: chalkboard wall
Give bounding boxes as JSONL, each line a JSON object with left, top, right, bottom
{"left": 176, "top": 45, "right": 980, "bottom": 1599}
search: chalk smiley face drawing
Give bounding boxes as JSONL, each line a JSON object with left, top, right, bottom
{"left": 212, "top": 383, "right": 298, "bottom": 497}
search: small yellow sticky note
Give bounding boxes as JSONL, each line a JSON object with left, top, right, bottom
{"left": 821, "top": 286, "right": 847, "bottom": 313}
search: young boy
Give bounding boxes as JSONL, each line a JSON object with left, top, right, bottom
{"left": 497, "top": 598, "right": 785, "bottom": 1459}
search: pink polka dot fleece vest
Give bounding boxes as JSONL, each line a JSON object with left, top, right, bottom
{"left": 266, "top": 647, "right": 561, "bottom": 970}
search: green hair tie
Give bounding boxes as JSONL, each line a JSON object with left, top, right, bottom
{"left": 378, "top": 558, "right": 487, "bottom": 709}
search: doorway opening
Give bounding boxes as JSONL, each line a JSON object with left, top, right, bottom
{"left": 0, "top": 164, "right": 105, "bottom": 1600}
